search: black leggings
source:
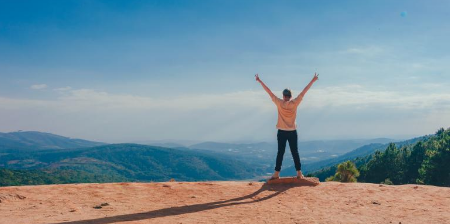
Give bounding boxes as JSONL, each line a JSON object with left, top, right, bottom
{"left": 275, "top": 129, "right": 302, "bottom": 172}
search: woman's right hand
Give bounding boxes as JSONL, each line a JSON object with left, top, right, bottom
{"left": 255, "top": 74, "right": 261, "bottom": 82}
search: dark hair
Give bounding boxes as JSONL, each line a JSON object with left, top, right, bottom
{"left": 282, "top": 88, "right": 292, "bottom": 97}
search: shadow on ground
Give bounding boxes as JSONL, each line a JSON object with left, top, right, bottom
{"left": 52, "top": 183, "right": 311, "bottom": 224}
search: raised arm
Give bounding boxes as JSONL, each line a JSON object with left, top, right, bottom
{"left": 255, "top": 74, "right": 276, "bottom": 100}
{"left": 293, "top": 73, "right": 319, "bottom": 103}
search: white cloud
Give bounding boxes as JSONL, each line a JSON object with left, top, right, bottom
{"left": 3, "top": 85, "right": 450, "bottom": 115}
{"left": 30, "top": 84, "right": 48, "bottom": 90}
{"left": 0, "top": 85, "right": 450, "bottom": 114}
{"left": 1, "top": 85, "right": 449, "bottom": 142}
{"left": 39, "top": 86, "right": 450, "bottom": 110}
{"left": 340, "top": 46, "right": 384, "bottom": 56}
{"left": 305, "top": 85, "right": 450, "bottom": 110}
{"left": 51, "top": 89, "right": 271, "bottom": 112}
{"left": 53, "top": 86, "right": 72, "bottom": 91}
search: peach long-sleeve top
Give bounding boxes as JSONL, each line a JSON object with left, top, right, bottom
{"left": 270, "top": 94, "right": 303, "bottom": 131}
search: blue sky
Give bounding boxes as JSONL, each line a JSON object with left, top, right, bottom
{"left": 1, "top": 0, "right": 449, "bottom": 143}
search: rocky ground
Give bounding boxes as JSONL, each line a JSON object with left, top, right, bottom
{"left": 1, "top": 181, "right": 449, "bottom": 224}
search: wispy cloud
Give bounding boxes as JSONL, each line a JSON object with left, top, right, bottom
{"left": 306, "top": 85, "right": 450, "bottom": 110}
{"left": 53, "top": 86, "right": 72, "bottom": 91}
{"left": 30, "top": 84, "right": 48, "bottom": 90}
{"left": 340, "top": 46, "right": 384, "bottom": 56}
{"left": 3, "top": 85, "right": 450, "bottom": 112}
{"left": 1, "top": 85, "right": 449, "bottom": 142}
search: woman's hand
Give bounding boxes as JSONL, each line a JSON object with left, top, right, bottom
{"left": 313, "top": 73, "right": 319, "bottom": 82}
{"left": 255, "top": 74, "right": 261, "bottom": 82}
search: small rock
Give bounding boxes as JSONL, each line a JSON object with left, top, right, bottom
{"left": 69, "top": 209, "right": 76, "bottom": 212}
{"left": 162, "top": 184, "right": 170, "bottom": 187}
{"left": 372, "top": 201, "right": 381, "bottom": 205}
{"left": 17, "top": 195, "right": 26, "bottom": 200}
{"left": 191, "top": 196, "right": 196, "bottom": 198}
{"left": 413, "top": 186, "right": 419, "bottom": 189}
{"left": 248, "top": 182, "right": 253, "bottom": 186}
{"left": 93, "top": 202, "right": 110, "bottom": 209}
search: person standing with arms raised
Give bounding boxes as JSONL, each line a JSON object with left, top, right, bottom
{"left": 255, "top": 73, "right": 319, "bottom": 180}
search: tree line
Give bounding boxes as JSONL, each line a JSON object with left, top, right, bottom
{"left": 324, "top": 128, "right": 450, "bottom": 187}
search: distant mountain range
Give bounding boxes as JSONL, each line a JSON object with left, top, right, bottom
{"left": 185, "top": 138, "right": 396, "bottom": 175}
{"left": 0, "top": 131, "right": 104, "bottom": 151}
{"left": 0, "top": 130, "right": 424, "bottom": 186}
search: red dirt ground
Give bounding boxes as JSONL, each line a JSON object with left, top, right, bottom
{"left": 1, "top": 181, "right": 449, "bottom": 224}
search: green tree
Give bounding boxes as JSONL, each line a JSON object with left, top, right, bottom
{"left": 406, "top": 142, "right": 426, "bottom": 183}
{"left": 326, "top": 161, "right": 360, "bottom": 183}
{"left": 418, "top": 128, "right": 450, "bottom": 186}
{"left": 359, "top": 143, "right": 409, "bottom": 184}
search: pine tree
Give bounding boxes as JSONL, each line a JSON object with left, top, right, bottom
{"left": 326, "top": 161, "right": 360, "bottom": 183}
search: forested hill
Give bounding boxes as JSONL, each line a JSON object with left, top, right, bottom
{"left": 311, "top": 128, "right": 450, "bottom": 187}
{"left": 0, "top": 144, "right": 264, "bottom": 186}
{"left": 303, "top": 135, "right": 427, "bottom": 173}
{"left": 0, "top": 168, "right": 127, "bottom": 186}
{"left": 0, "top": 131, "right": 105, "bottom": 150}
{"left": 358, "top": 128, "right": 450, "bottom": 186}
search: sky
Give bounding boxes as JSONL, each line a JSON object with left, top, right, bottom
{"left": 0, "top": 0, "right": 449, "bottom": 143}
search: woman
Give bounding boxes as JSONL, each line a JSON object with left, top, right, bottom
{"left": 255, "top": 73, "right": 319, "bottom": 179}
